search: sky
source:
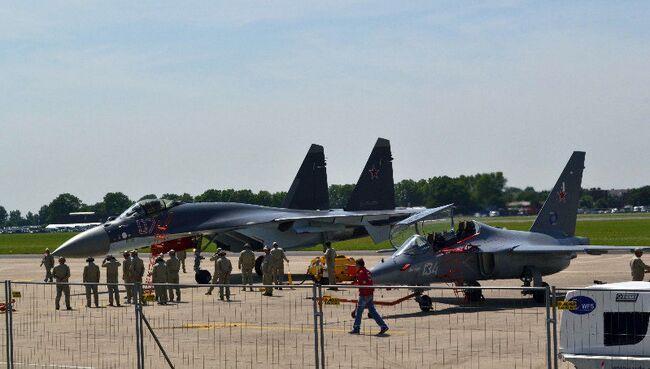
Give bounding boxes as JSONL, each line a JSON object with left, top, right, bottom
{"left": 1, "top": 1, "right": 650, "bottom": 214}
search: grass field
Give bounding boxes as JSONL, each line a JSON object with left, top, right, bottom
{"left": 2, "top": 214, "right": 650, "bottom": 254}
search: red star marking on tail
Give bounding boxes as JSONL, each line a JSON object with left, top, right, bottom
{"left": 558, "top": 181, "right": 567, "bottom": 203}
{"left": 368, "top": 167, "right": 379, "bottom": 180}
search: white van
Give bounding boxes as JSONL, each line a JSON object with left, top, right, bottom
{"left": 559, "top": 281, "right": 650, "bottom": 368}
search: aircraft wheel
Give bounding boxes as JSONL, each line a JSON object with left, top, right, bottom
{"left": 417, "top": 295, "right": 432, "bottom": 312}
{"left": 532, "top": 282, "right": 549, "bottom": 304}
{"left": 463, "top": 281, "right": 484, "bottom": 303}
{"left": 319, "top": 277, "right": 329, "bottom": 285}
{"left": 255, "top": 256, "right": 264, "bottom": 276}
{"left": 195, "top": 270, "right": 212, "bottom": 284}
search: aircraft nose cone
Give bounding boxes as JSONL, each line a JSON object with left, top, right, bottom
{"left": 370, "top": 259, "right": 400, "bottom": 285}
{"left": 53, "top": 226, "right": 110, "bottom": 257}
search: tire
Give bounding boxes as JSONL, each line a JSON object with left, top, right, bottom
{"left": 463, "top": 281, "right": 484, "bottom": 303}
{"left": 255, "top": 256, "right": 264, "bottom": 276}
{"left": 418, "top": 295, "right": 432, "bottom": 312}
{"left": 532, "top": 282, "right": 548, "bottom": 304}
{"left": 195, "top": 270, "right": 212, "bottom": 284}
{"left": 319, "top": 277, "right": 329, "bottom": 285}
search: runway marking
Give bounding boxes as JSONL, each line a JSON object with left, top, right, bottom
{"left": 1, "top": 363, "right": 93, "bottom": 369}
{"left": 163, "top": 322, "right": 403, "bottom": 335}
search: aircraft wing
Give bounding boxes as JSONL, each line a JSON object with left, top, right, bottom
{"left": 508, "top": 245, "right": 650, "bottom": 255}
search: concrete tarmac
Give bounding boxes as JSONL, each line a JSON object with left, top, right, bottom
{"left": 0, "top": 252, "right": 637, "bottom": 369}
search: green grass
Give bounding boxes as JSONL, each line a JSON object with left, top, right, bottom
{"left": 0, "top": 233, "right": 79, "bottom": 254}
{"left": 2, "top": 214, "right": 650, "bottom": 254}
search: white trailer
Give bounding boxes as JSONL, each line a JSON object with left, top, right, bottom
{"left": 559, "top": 281, "right": 650, "bottom": 369}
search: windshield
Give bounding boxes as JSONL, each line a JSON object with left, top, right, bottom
{"left": 394, "top": 235, "right": 431, "bottom": 256}
{"left": 118, "top": 198, "right": 182, "bottom": 219}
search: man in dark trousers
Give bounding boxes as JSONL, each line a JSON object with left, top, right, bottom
{"left": 349, "top": 258, "right": 389, "bottom": 335}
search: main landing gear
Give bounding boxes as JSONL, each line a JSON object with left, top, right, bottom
{"left": 459, "top": 281, "right": 485, "bottom": 303}
{"left": 521, "top": 266, "right": 548, "bottom": 304}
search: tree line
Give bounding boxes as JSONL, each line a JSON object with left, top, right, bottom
{"left": 2, "top": 172, "right": 650, "bottom": 227}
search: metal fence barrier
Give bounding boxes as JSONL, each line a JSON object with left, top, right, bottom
{"left": 2, "top": 280, "right": 558, "bottom": 369}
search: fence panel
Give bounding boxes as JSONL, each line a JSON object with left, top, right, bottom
{"left": 1, "top": 282, "right": 7, "bottom": 367}
{"left": 9, "top": 282, "right": 138, "bottom": 369}
{"left": 141, "top": 283, "right": 319, "bottom": 369}
{"left": 319, "top": 285, "right": 551, "bottom": 369}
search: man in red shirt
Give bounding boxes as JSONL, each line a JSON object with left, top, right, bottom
{"left": 350, "top": 258, "right": 389, "bottom": 335}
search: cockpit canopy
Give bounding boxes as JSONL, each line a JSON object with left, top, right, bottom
{"left": 394, "top": 235, "right": 431, "bottom": 256}
{"left": 119, "top": 198, "right": 182, "bottom": 219}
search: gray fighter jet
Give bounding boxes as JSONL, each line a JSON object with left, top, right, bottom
{"left": 371, "top": 151, "right": 648, "bottom": 310}
{"left": 53, "top": 138, "right": 431, "bottom": 266}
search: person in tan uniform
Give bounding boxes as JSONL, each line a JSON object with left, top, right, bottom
{"left": 630, "top": 249, "right": 650, "bottom": 281}
{"left": 261, "top": 246, "right": 273, "bottom": 296}
{"left": 122, "top": 252, "right": 133, "bottom": 303}
{"left": 40, "top": 248, "right": 55, "bottom": 282}
{"left": 324, "top": 242, "right": 338, "bottom": 286}
{"left": 152, "top": 256, "right": 168, "bottom": 305}
{"left": 177, "top": 249, "right": 187, "bottom": 273}
{"left": 215, "top": 251, "right": 232, "bottom": 301}
{"left": 205, "top": 248, "right": 222, "bottom": 295}
{"left": 238, "top": 243, "right": 256, "bottom": 291}
{"left": 83, "top": 257, "right": 100, "bottom": 308}
{"left": 270, "top": 242, "right": 289, "bottom": 288}
{"left": 102, "top": 255, "right": 121, "bottom": 307}
{"left": 130, "top": 250, "right": 146, "bottom": 305}
{"left": 166, "top": 250, "right": 181, "bottom": 302}
{"left": 53, "top": 257, "right": 72, "bottom": 310}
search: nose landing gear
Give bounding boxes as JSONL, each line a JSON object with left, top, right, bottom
{"left": 415, "top": 294, "right": 432, "bottom": 311}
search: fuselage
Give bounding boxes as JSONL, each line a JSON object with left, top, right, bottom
{"left": 371, "top": 221, "right": 586, "bottom": 285}
{"left": 53, "top": 200, "right": 414, "bottom": 257}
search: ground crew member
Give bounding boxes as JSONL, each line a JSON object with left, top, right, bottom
{"left": 270, "top": 242, "right": 289, "bottom": 288}
{"left": 205, "top": 248, "right": 222, "bottom": 295}
{"left": 215, "top": 251, "right": 232, "bottom": 301}
{"left": 130, "top": 250, "right": 146, "bottom": 305}
{"left": 349, "top": 258, "right": 389, "bottom": 335}
{"left": 630, "top": 249, "right": 650, "bottom": 281}
{"left": 83, "top": 257, "right": 100, "bottom": 308}
{"left": 102, "top": 255, "right": 121, "bottom": 307}
{"left": 53, "top": 257, "right": 71, "bottom": 310}
{"left": 238, "top": 243, "right": 256, "bottom": 291}
{"left": 324, "top": 242, "right": 337, "bottom": 285}
{"left": 152, "top": 256, "right": 168, "bottom": 305}
{"left": 122, "top": 252, "right": 133, "bottom": 303}
{"left": 166, "top": 249, "right": 181, "bottom": 302}
{"left": 177, "top": 248, "right": 187, "bottom": 273}
{"left": 40, "top": 248, "right": 55, "bottom": 282}
{"left": 261, "top": 246, "right": 273, "bottom": 296}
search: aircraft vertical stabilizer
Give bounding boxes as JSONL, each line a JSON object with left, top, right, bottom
{"left": 345, "top": 138, "right": 396, "bottom": 211}
{"left": 530, "top": 151, "right": 585, "bottom": 238}
{"left": 281, "top": 144, "right": 330, "bottom": 210}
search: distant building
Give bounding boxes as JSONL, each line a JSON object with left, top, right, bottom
{"left": 46, "top": 212, "right": 102, "bottom": 231}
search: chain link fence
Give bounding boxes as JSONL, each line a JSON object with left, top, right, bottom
{"left": 2, "top": 281, "right": 559, "bottom": 369}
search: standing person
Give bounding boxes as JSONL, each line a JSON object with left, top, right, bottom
{"left": 130, "top": 250, "right": 146, "bottom": 305}
{"left": 270, "top": 242, "right": 289, "bottom": 288}
{"left": 215, "top": 251, "right": 232, "bottom": 301}
{"left": 102, "top": 255, "right": 121, "bottom": 307}
{"left": 238, "top": 243, "right": 256, "bottom": 291}
{"left": 40, "top": 248, "right": 55, "bottom": 282}
{"left": 205, "top": 248, "right": 222, "bottom": 295}
{"left": 53, "top": 257, "right": 72, "bottom": 310}
{"left": 630, "top": 249, "right": 650, "bottom": 281}
{"left": 261, "top": 246, "right": 273, "bottom": 296}
{"left": 349, "top": 259, "right": 389, "bottom": 335}
{"left": 151, "top": 256, "right": 168, "bottom": 305}
{"left": 177, "top": 248, "right": 187, "bottom": 273}
{"left": 324, "top": 242, "right": 337, "bottom": 286}
{"left": 166, "top": 250, "right": 181, "bottom": 302}
{"left": 83, "top": 257, "right": 100, "bottom": 308}
{"left": 122, "top": 252, "right": 133, "bottom": 303}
